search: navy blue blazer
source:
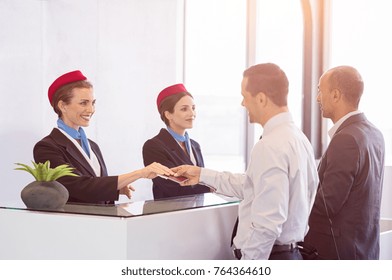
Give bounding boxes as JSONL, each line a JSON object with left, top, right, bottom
{"left": 142, "top": 129, "right": 210, "bottom": 199}
{"left": 33, "top": 128, "right": 119, "bottom": 204}
{"left": 304, "top": 113, "right": 385, "bottom": 259}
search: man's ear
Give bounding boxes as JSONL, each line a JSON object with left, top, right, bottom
{"left": 332, "top": 89, "right": 342, "bottom": 102}
{"left": 257, "top": 92, "right": 267, "bottom": 106}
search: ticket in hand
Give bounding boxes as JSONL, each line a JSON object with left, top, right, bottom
{"left": 157, "top": 174, "right": 189, "bottom": 184}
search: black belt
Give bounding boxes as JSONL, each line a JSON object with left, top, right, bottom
{"left": 233, "top": 243, "right": 298, "bottom": 260}
{"left": 271, "top": 243, "right": 298, "bottom": 254}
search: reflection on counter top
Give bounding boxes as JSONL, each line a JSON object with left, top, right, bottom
{"left": 0, "top": 192, "right": 240, "bottom": 218}
{"left": 380, "top": 218, "right": 392, "bottom": 234}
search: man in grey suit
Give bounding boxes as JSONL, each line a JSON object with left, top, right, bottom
{"left": 304, "top": 66, "right": 385, "bottom": 259}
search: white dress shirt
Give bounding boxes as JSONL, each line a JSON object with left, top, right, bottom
{"left": 200, "top": 112, "right": 318, "bottom": 259}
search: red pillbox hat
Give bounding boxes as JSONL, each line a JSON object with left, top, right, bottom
{"left": 156, "top": 83, "right": 189, "bottom": 110}
{"left": 48, "top": 70, "right": 87, "bottom": 105}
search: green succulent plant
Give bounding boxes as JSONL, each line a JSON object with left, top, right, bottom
{"left": 15, "top": 160, "right": 78, "bottom": 181}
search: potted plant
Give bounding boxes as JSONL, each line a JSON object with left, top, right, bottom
{"left": 15, "top": 160, "right": 78, "bottom": 210}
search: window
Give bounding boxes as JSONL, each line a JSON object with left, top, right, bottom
{"left": 329, "top": 0, "right": 392, "bottom": 165}
{"left": 184, "top": 0, "right": 247, "bottom": 172}
{"left": 252, "top": 0, "right": 304, "bottom": 144}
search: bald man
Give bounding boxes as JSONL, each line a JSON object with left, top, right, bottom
{"left": 304, "top": 66, "right": 385, "bottom": 259}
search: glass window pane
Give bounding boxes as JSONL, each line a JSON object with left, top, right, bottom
{"left": 184, "top": 0, "right": 247, "bottom": 172}
{"left": 330, "top": 0, "right": 392, "bottom": 165}
{"left": 253, "top": 0, "right": 304, "bottom": 143}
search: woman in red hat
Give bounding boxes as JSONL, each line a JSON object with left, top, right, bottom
{"left": 142, "top": 84, "right": 211, "bottom": 199}
{"left": 33, "top": 70, "right": 174, "bottom": 204}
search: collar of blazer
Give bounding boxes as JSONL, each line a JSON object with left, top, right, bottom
{"left": 50, "top": 128, "right": 99, "bottom": 177}
{"left": 335, "top": 112, "right": 366, "bottom": 135}
{"left": 158, "top": 128, "right": 200, "bottom": 165}
{"left": 319, "top": 113, "right": 366, "bottom": 166}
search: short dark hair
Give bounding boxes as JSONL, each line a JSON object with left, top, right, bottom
{"left": 326, "top": 66, "right": 363, "bottom": 107}
{"left": 52, "top": 80, "right": 93, "bottom": 117}
{"left": 158, "top": 92, "right": 193, "bottom": 126}
{"left": 243, "top": 63, "right": 289, "bottom": 106}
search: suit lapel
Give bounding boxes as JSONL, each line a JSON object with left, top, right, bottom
{"left": 158, "top": 129, "right": 194, "bottom": 165}
{"left": 191, "top": 141, "right": 203, "bottom": 166}
{"left": 318, "top": 113, "right": 366, "bottom": 184}
{"left": 50, "top": 128, "right": 97, "bottom": 176}
{"left": 335, "top": 113, "right": 366, "bottom": 135}
{"left": 89, "top": 141, "right": 108, "bottom": 176}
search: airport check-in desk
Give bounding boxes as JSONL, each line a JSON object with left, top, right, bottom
{"left": 0, "top": 193, "right": 239, "bottom": 260}
{"left": 1, "top": 192, "right": 391, "bottom": 260}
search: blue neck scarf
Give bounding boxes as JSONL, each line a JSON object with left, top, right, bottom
{"left": 57, "top": 119, "right": 90, "bottom": 158}
{"left": 167, "top": 127, "right": 191, "bottom": 156}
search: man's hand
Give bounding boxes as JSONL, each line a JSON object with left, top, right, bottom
{"left": 172, "top": 165, "right": 202, "bottom": 186}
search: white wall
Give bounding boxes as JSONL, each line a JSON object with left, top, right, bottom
{"left": 0, "top": 0, "right": 183, "bottom": 203}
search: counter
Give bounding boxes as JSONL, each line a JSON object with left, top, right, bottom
{"left": 380, "top": 218, "right": 392, "bottom": 260}
{"left": 1, "top": 193, "right": 391, "bottom": 260}
{"left": 0, "top": 193, "right": 239, "bottom": 259}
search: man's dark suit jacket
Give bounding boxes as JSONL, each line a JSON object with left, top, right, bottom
{"left": 304, "top": 113, "right": 385, "bottom": 259}
{"left": 142, "top": 129, "right": 210, "bottom": 199}
{"left": 33, "top": 128, "right": 119, "bottom": 204}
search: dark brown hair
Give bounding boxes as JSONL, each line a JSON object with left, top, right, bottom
{"left": 158, "top": 92, "right": 193, "bottom": 126}
{"left": 326, "top": 66, "right": 363, "bottom": 107}
{"left": 243, "top": 63, "right": 289, "bottom": 106}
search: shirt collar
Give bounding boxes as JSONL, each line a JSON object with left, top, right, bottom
{"left": 328, "top": 110, "right": 361, "bottom": 138}
{"left": 263, "top": 112, "right": 293, "bottom": 136}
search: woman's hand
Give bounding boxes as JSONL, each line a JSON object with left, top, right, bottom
{"left": 118, "top": 163, "right": 174, "bottom": 190}
{"left": 142, "top": 162, "right": 174, "bottom": 179}
{"left": 119, "top": 184, "right": 135, "bottom": 199}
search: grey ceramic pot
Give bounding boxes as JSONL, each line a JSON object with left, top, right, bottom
{"left": 21, "top": 181, "right": 69, "bottom": 210}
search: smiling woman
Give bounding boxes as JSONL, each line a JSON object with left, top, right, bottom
{"left": 58, "top": 87, "right": 96, "bottom": 130}
{"left": 33, "top": 70, "right": 174, "bottom": 205}
{"left": 142, "top": 84, "right": 211, "bottom": 199}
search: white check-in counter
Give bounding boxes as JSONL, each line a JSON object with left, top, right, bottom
{"left": 380, "top": 218, "right": 392, "bottom": 260}
{"left": 0, "top": 193, "right": 239, "bottom": 260}
{"left": 1, "top": 192, "right": 391, "bottom": 260}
